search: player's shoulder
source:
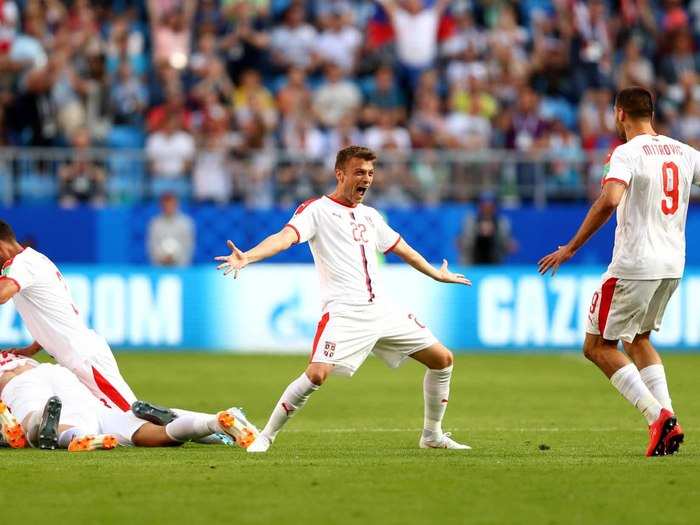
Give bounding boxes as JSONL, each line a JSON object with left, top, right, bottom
{"left": 292, "top": 196, "right": 324, "bottom": 216}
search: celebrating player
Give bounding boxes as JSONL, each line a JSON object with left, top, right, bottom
{"left": 216, "top": 145, "right": 471, "bottom": 452}
{"left": 0, "top": 351, "right": 258, "bottom": 450}
{"left": 539, "top": 87, "right": 700, "bottom": 456}
{"left": 0, "top": 221, "right": 136, "bottom": 411}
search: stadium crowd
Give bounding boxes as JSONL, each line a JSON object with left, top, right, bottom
{"left": 0, "top": 0, "right": 699, "bottom": 205}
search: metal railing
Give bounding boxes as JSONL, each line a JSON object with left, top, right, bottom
{"left": 0, "top": 147, "right": 611, "bottom": 207}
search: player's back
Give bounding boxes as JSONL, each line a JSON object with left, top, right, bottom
{"left": 605, "top": 134, "right": 700, "bottom": 280}
{"left": 2, "top": 248, "right": 95, "bottom": 365}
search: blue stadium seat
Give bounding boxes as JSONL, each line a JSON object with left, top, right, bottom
{"left": 17, "top": 173, "right": 58, "bottom": 203}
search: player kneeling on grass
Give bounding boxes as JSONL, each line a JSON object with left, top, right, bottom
{"left": 216, "top": 145, "right": 471, "bottom": 453}
{"left": 539, "top": 87, "right": 700, "bottom": 456}
{"left": 0, "top": 352, "right": 258, "bottom": 451}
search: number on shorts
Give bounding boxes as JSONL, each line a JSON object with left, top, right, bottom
{"left": 589, "top": 292, "right": 599, "bottom": 314}
{"left": 661, "top": 161, "right": 679, "bottom": 216}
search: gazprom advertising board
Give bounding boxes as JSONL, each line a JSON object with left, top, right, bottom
{"left": 2, "top": 265, "right": 699, "bottom": 351}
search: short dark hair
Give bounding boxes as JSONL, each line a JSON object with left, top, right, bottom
{"left": 0, "top": 220, "right": 16, "bottom": 242}
{"left": 615, "top": 87, "right": 654, "bottom": 119}
{"left": 335, "top": 145, "right": 377, "bottom": 171}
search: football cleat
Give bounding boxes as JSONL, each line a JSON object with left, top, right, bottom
{"left": 216, "top": 407, "right": 259, "bottom": 449}
{"left": 646, "top": 408, "right": 677, "bottom": 457}
{"left": 68, "top": 434, "right": 119, "bottom": 452}
{"left": 664, "top": 421, "right": 684, "bottom": 456}
{"left": 246, "top": 435, "right": 271, "bottom": 453}
{"left": 419, "top": 432, "right": 472, "bottom": 450}
{"left": 131, "top": 400, "right": 178, "bottom": 425}
{"left": 0, "top": 401, "right": 27, "bottom": 448}
{"left": 38, "top": 396, "right": 62, "bottom": 450}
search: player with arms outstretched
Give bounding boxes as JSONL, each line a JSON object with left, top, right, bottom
{"left": 0, "top": 221, "right": 136, "bottom": 410}
{"left": 216, "top": 146, "right": 471, "bottom": 453}
{"left": 539, "top": 87, "right": 699, "bottom": 456}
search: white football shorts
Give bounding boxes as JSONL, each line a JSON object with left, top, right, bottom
{"left": 1, "top": 363, "right": 146, "bottom": 446}
{"left": 585, "top": 276, "right": 680, "bottom": 343}
{"left": 69, "top": 333, "right": 137, "bottom": 411}
{"left": 309, "top": 303, "right": 438, "bottom": 377}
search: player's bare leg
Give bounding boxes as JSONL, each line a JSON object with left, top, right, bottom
{"left": 410, "top": 342, "right": 470, "bottom": 450}
{"left": 131, "top": 401, "right": 233, "bottom": 445}
{"left": 248, "top": 363, "right": 331, "bottom": 453}
{"left": 583, "top": 333, "right": 674, "bottom": 456}
{"left": 623, "top": 332, "right": 683, "bottom": 453}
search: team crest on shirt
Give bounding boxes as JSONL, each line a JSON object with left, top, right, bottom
{"left": 323, "top": 341, "right": 336, "bottom": 358}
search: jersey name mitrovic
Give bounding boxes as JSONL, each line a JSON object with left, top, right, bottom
{"left": 286, "top": 195, "right": 401, "bottom": 312}
{"left": 0, "top": 248, "right": 98, "bottom": 369}
{"left": 602, "top": 134, "right": 700, "bottom": 280}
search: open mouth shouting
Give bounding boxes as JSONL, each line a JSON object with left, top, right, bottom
{"left": 356, "top": 185, "right": 369, "bottom": 199}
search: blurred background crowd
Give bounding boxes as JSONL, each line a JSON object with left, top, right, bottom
{"left": 0, "top": 0, "right": 698, "bottom": 209}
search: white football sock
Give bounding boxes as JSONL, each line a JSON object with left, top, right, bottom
{"left": 58, "top": 427, "right": 86, "bottom": 448}
{"left": 610, "top": 363, "right": 663, "bottom": 424}
{"left": 261, "top": 372, "right": 319, "bottom": 441}
{"left": 639, "top": 364, "right": 673, "bottom": 413}
{"left": 423, "top": 365, "right": 452, "bottom": 438}
{"left": 165, "top": 413, "right": 218, "bottom": 442}
{"left": 172, "top": 408, "right": 224, "bottom": 444}
{"left": 22, "top": 411, "right": 42, "bottom": 447}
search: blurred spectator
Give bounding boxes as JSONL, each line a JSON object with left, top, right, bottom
{"left": 146, "top": 112, "right": 195, "bottom": 197}
{"left": 149, "top": 0, "right": 196, "bottom": 69}
{"left": 312, "top": 62, "right": 362, "bottom": 128}
{"left": 192, "top": 125, "right": 234, "bottom": 203}
{"left": 276, "top": 66, "right": 311, "bottom": 118}
{"left": 147, "top": 192, "right": 195, "bottom": 267}
{"left": 408, "top": 92, "right": 447, "bottom": 148}
{"left": 615, "top": 37, "right": 654, "bottom": 90}
{"left": 365, "top": 109, "right": 411, "bottom": 152}
{"left": 578, "top": 87, "right": 615, "bottom": 150}
{"left": 444, "top": 96, "right": 491, "bottom": 150}
{"left": 281, "top": 116, "right": 325, "bottom": 158}
{"left": 507, "top": 87, "right": 547, "bottom": 152}
{"left": 458, "top": 195, "right": 516, "bottom": 265}
{"left": 326, "top": 113, "right": 364, "bottom": 157}
{"left": 362, "top": 65, "right": 405, "bottom": 125}
{"left": 106, "top": 15, "right": 147, "bottom": 77}
{"left": 315, "top": 3, "right": 362, "bottom": 73}
{"left": 377, "top": 0, "right": 450, "bottom": 86}
{"left": 58, "top": 128, "right": 106, "bottom": 207}
{"left": 269, "top": 3, "right": 318, "bottom": 72}
{"left": 232, "top": 69, "right": 277, "bottom": 131}
{"left": 219, "top": 0, "right": 271, "bottom": 82}
{"left": 110, "top": 63, "right": 148, "bottom": 127}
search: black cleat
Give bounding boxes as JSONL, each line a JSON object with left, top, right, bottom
{"left": 131, "top": 400, "right": 177, "bottom": 426}
{"left": 38, "top": 396, "right": 62, "bottom": 450}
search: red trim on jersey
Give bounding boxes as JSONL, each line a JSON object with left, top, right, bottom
{"left": 384, "top": 235, "right": 401, "bottom": 255}
{"left": 310, "top": 313, "right": 330, "bottom": 362}
{"left": 294, "top": 197, "right": 320, "bottom": 215}
{"left": 1, "top": 248, "right": 25, "bottom": 271}
{"left": 325, "top": 194, "right": 357, "bottom": 208}
{"left": 359, "top": 245, "right": 375, "bottom": 303}
{"left": 91, "top": 367, "right": 131, "bottom": 411}
{"left": 284, "top": 224, "right": 301, "bottom": 244}
{"left": 0, "top": 276, "right": 21, "bottom": 292}
{"left": 602, "top": 177, "right": 628, "bottom": 188}
{"left": 598, "top": 278, "right": 618, "bottom": 337}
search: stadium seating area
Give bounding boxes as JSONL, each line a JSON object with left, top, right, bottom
{"left": 0, "top": 0, "right": 699, "bottom": 205}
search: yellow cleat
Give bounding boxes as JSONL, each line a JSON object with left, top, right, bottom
{"left": 0, "top": 401, "right": 27, "bottom": 449}
{"left": 68, "top": 434, "right": 119, "bottom": 452}
{"left": 216, "top": 408, "right": 259, "bottom": 449}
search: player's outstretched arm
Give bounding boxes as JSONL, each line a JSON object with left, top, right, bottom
{"left": 538, "top": 181, "right": 626, "bottom": 276}
{"left": 0, "top": 277, "right": 19, "bottom": 304}
{"left": 215, "top": 226, "right": 298, "bottom": 278}
{"left": 391, "top": 238, "right": 471, "bottom": 286}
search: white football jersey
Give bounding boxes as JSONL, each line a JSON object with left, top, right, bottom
{"left": 286, "top": 196, "right": 401, "bottom": 312}
{"left": 0, "top": 351, "right": 38, "bottom": 373}
{"left": 1, "top": 248, "right": 99, "bottom": 369}
{"left": 602, "top": 134, "right": 700, "bottom": 279}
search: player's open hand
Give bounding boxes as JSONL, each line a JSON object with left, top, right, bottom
{"left": 214, "top": 240, "right": 249, "bottom": 278}
{"left": 436, "top": 259, "right": 471, "bottom": 286}
{"left": 538, "top": 245, "right": 574, "bottom": 276}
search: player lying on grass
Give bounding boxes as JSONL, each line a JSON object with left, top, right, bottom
{"left": 0, "top": 352, "right": 258, "bottom": 450}
{"left": 539, "top": 87, "right": 699, "bottom": 456}
{"left": 216, "top": 145, "right": 471, "bottom": 452}
{"left": 0, "top": 220, "right": 137, "bottom": 411}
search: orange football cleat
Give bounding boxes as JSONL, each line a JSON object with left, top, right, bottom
{"left": 646, "top": 409, "right": 676, "bottom": 457}
{"left": 68, "top": 434, "right": 119, "bottom": 452}
{"left": 0, "top": 401, "right": 27, "bottom": 449}
{"left": 216, "top": 408, "right": 259, "bottom": 449}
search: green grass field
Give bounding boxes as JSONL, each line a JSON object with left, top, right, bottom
{"left": 3, "top": 353, "right": 700, "bottom": 524}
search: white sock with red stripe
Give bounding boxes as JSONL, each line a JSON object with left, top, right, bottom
{"left": 610, "top": 364, "right": 663, "bottom": 425}
{"left": 639, "top": 364, "right": 674, "bottom": 412}
{"left": 165, "top": 414, "right": 219, "bottom": 442}
{"left": 422, "top": 365, "right": 452, "bottom": 439}
{"left": 261, "top": 372, "right": 319, "bottom": 441}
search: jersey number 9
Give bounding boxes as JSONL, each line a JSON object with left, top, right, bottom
{"left": 661, "top": 161, "right": 679, "bottom": 216}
